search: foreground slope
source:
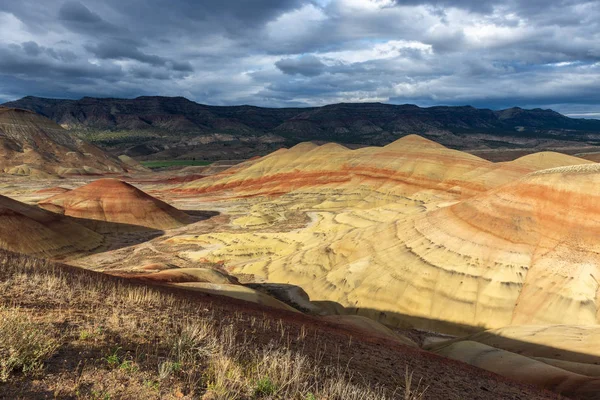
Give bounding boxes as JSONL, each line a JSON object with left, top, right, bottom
{"left": 39, "top": 178, "right": 191, "bottom": 230}
{"left": 0, "top": 250, "right": 558, "bottom": 400}
{"left": 0, "top": 107, "right": 127, "bottom": 176}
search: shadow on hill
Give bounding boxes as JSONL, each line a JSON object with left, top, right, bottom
{"left": 53, "top": 209, "right": 220, "bottom": 260}
{"left": 247, "top": 282, "right": 600, "bottom": 399}
{"left": 185, "top": 209, "right": 220, "bottom": 221}
{"left": 247, "top": 283, "right": 485, "bottom": 335}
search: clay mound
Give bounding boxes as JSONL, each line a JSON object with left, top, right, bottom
{"left": 312, "top": 142, "right": 349, "bottom": 153}
{"left": 35, "top": 186, "right": 71, "bottom": 195}
{"left": 286, "top": 142, "right": 319, "bottom": 153}
{"left": 180, "top": 134, "right": 498, "bottom": 199}
{"left": 505, "top": 151, "right": 594, "bottom": 170}
{"left": 459, "top": 150, "right": 596, "bottom": 195}
{"left": 0, "top": 107, "right": 126, "bottom": 177}
{"left": 173, "top": 282, "right": 299, "bottom": 312}
{"left": 132, "top": 267, "right": 237, "bottom": 284}
{"left": 453, "top": 325, "right": 600, "bottom": 366}
{"left": 428, "top": 340, "right": 600, "bottom": 399}
{"left": 4, "top": 164, "right": 56, "bottom": 178}
{"left": 39, "top": 178, "right": 191, "bottom": 230}
{"left": 424, "top": 166, "right": 600, "bottom": 327}
{"left": 323, "top": 315, "right": 418, "bottom": 347}
{"left": 0, "top": 194, "right": 103, "bottom": 258}
{"left": 383, "top": 134, "right": 447, "bottom": 150}
{"left": 425, "top": 325, "right": 600, "bottom": 394}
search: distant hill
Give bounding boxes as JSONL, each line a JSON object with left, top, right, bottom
{"left": 5, "top": 96, "right": 600, "bottom": 160}
{"left": 0, "top": 106, "right": 129, "bottom": 177}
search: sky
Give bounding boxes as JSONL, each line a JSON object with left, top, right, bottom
{"left": 0, "top": 0, "right": 599, "bottom": 117}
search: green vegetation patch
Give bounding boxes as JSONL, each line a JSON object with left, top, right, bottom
{"left": 140, "top": 160, "right": 212, "bottom": 169}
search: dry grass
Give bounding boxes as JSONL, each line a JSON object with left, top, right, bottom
{"left": 0, "top": 307, "right": 60, "bottom": 382}
{"left": 0, "top": 250, "right": 428, "bottom": 399}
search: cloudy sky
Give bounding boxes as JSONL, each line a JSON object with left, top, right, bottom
{"left": 0, "top": 0, "right": 599, "bottom": 117}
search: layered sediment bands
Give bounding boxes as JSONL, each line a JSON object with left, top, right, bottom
{"left": 0, "top": 194, "right": 103, "bottom": 258}
{"left": 39, "top": 178, "right": 191, "bottom": 230}
{"left": 180, "top": 136, "right": 592, "bottom": 214}
{"left": 0, "top": 107, "right": 126, "bottom": 176}
{"left": 172, "top": 141, "right": 600, "bottom": 332}
{"left": 259, "top": 167, "right": 600, "bottom": 330}
{"left": 180, "top": 135, "right": 502, "bottom": 200}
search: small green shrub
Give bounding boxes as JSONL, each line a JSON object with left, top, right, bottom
{"left": 144, "top": 380, "right": 160, "bottom": 390}
{"left": 119, "top": 360, "right": 138, "bottom": 374}
{"left": 105, "top": 347, "right": 121, "bottom": 369}
{"left": 254, "top": 376, "right": 277, "bottom": 397}
{"left": 79, "top": 330, "right": 92, "bottom": 340}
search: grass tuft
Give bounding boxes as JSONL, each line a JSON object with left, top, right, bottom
{"left": 0, "top": 307, "right": 59, "bottom": 382}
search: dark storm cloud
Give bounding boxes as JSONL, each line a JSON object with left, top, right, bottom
{"left": 0, "top": 41, "right": 120, "bottom": 79}
{"left": 59, "top": 1, "right": 102, "bottom": 24}
{"left": 276, "top": 55, "right": 326, "bottom": 76}
{"left": 0, "top": 0, "right": 599, "bottom": 116}
{"left": 58, "top": 1, "right": 120, "bottom": 35}
{"left": 85, "top": 39, "right": 168, "bottom": 66}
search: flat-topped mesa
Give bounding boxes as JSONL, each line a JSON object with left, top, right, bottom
{"left": 0, "top": 194, "right": 103, "bottom": 258}
{"left": 38, "top": 178, "right": 191, "bottom": 230}
{"left": 0, "top": 107, "right": 127, "bottom": 177}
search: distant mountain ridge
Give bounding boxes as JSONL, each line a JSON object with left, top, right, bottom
{"left": 5, "top": 96, "right": 600, "bottom": 160}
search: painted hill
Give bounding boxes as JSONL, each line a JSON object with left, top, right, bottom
{"left": 246, "top": 163, "right": 600, "bottom": 331}
{"left": 170, "top": 136, "right": 599, "bottom": 334}
{"left": 38, "top": 178, "right": 191, "bottom": 230}
{"left": 180, "top": 135, "right": 584, "bottom": 202}
{"left": 0, "top": 194, "right": 103, "bottom": 258}
{"left": 5, "top": 96, "right": 600, "bottom": 160}
{"left": 0, "top": 107, "right": 127, "bottom": 177}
